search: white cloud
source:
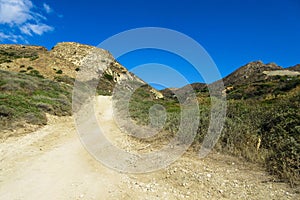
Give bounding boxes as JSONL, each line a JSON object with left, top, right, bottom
{"left": 43, "top": 3, "right": 52, "bottom": 14}
{"left": 0, "top": 32, "right": 24, "bottom": 43}
{"left": 0, "top": 0, "right": 33, "bottom": 25}
{"left": 20, "top": 23, "right": 54, "bottom": 36}
{"left": 0, "top": 0, "right": 55, "bottom": 42}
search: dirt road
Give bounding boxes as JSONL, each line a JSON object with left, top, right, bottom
{"left": 0, "top": 96, "right": 298, "bottom": 199}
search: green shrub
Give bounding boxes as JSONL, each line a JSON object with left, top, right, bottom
{"left": 104, "top": 73, "right": 113, "bottom": 81}
{"left": 56, "top": 69, "right": 63, "bottom": 74}
{"left": 260, "top": 105, "right": 300, "bottom": 186}
{"left": 28, "top": 70, "right": 44, "bottom": 78}
{"left": 0, "top": 105, "right": 14, "bottom": 117}
{"left": 30, "top": 55, "right": 39, "bottom": 61}
{"left": 54, "top": 75, "right": 75, "bottom": 85}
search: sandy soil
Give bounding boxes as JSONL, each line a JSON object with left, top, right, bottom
{"left": 0, "top": 96, "right": 298, "bottom": 199}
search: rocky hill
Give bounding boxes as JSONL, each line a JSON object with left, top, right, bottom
{"left": 222, "top": 61, "right": 283, "bottom": 86}
{"left": 219, "top": 61, "right": 300, "bottom": 100}
{"left": 0, "top": 42, "right": 163, "bottom": 97}
{"left": 0, "top": 42, "right": 163, "bottom": 135}
{"left": 170, "top": 61, "right": 300, "bottom": 100}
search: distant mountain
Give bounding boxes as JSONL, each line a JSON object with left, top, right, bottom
{"left": 222, "top": 61, "right": 282, "bottom": 86}
{"left": 160, "top": 83, "right": 207, "bottom": 98}
{"left": 168, "top": 61, "right": 300, "bottom": 100}
{"left": 288, "top": 64, "right": 300, "bottom": 72}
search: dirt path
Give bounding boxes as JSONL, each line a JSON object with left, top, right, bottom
{"left": 0, "top": 96, "right": 298, "bottom": 199}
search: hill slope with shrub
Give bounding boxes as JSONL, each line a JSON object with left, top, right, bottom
{"left": 134, "top": 61, "right": 300, "bottom": 186}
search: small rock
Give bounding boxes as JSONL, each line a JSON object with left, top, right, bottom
{"left": 285, "top": 191, "right": 290, "bottom": 196}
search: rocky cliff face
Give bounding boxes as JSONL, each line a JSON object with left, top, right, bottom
{"left": 50, "top": 42, "right": 114, "bottom": 71}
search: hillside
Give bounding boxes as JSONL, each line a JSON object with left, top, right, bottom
{"left": 0, "top": 43, "right": 163, "bottom": 96}
{"left": 163, "top": 61, "right": 300, "bottom": 101}
{"left": 0, "top": 43, "right": 163, "bottom": 134}
{"left": 0, "top": 70, "right": 73, "bottom": 138}
{"left": 221, "top": 61, "right": 282, "bottom": 86}
{"left": 132, "top": 61, "right": 300, "bottom": 187}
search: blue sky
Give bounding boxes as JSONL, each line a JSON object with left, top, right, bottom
{"left": 0, "top": 0, "right": 299, "bottom": 88}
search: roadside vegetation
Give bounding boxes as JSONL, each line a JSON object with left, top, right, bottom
{"left": 128, "top": 75, "right": 300, "bottom": 187}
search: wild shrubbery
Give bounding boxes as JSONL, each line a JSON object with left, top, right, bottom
{"left": 0, "top": 70, "right": 72, "bottom": 136}
{"left": 0, "top": 48, "right": 39, "bottom": 64}
{"left": 259, "top": 96, "right": 300, "bottom": 186}
{"left": 128, "top": 82, "right": 300, "bottom": 186}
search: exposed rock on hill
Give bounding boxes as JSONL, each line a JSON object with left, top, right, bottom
{"left": 263, "top": 70, "right": 300, "bottom": 77}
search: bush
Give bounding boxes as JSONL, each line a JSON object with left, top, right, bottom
{"left": 56, "top": 69, "right": 63, "bottom": 74}
{"left": 104, "top": 73, "right": 113, "bottom": 81}
{"left": 260, "top": 105, "right": 300, "bottom": 186}
{"left": 30, "top": 55, "right": 39, "bottom": 61}
{"left": 28, "top": 70, "right": 44, "bottom": 78}
{"left": 54, "top": 76, "right": 75, "bottom": 85}
{"left": 0, "top": 105, "right": 14, "bottom": 118}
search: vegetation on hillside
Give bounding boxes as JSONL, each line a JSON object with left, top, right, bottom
{"left": 0, "top": 46, "right": 41, "bottom": 64}
{"left": 0, "top": 70, "right": 72, "bottom": 137}
{"left": 128, "top": 75, "right": 300, "bottom": 187}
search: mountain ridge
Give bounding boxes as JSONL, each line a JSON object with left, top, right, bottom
{"left": 163, "top": 60, "right": 299, "bottom": 97}
{"left": 1, "top": 43, "right": 298, "bottom": 92}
